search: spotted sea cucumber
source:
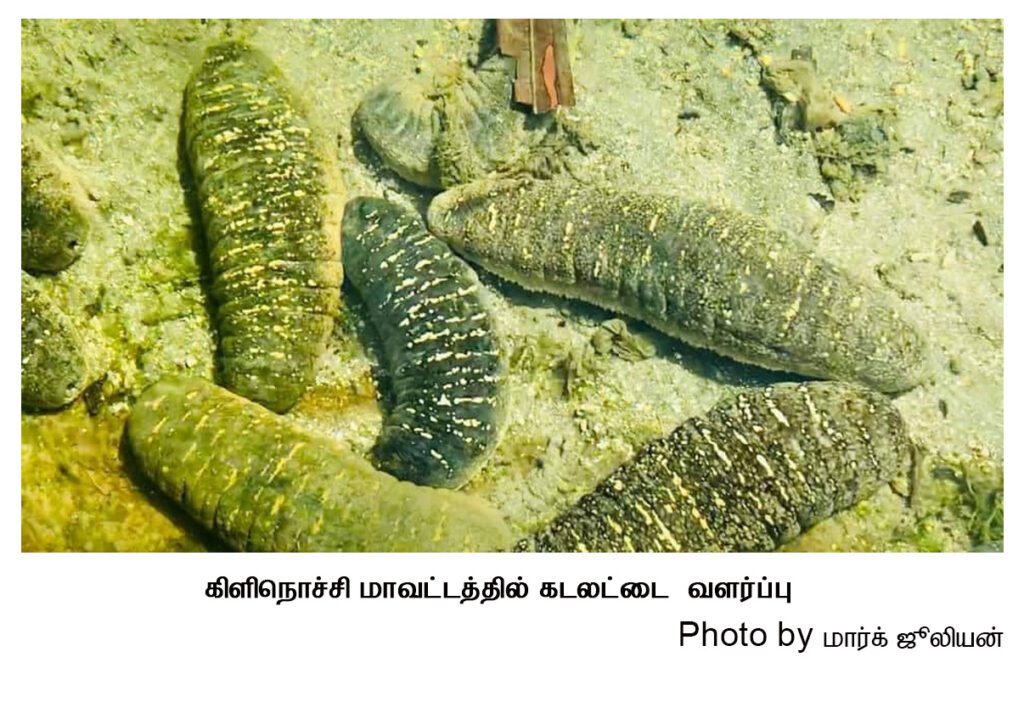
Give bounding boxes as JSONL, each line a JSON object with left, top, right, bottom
{"left": 21, "top": 135, "right": 92, "bottom": 274}
{"left": 428, "top": 178, "right": 928, "bottom": 392}
{"left": 342, "top": 197, "right": 505, "bottom": 488}
{"left": 126, "top": 376, "right": 513, "bottom": 552}
{"left": 21, "top": 273, "right": 90, "bottom": 410}
{"left": 525, "top": 381, "right": 914, "bottom": 552}
{"left": 183, "top": 41, "right": 345, "bottom": 412}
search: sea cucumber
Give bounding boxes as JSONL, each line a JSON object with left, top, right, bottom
{"left": 432, "top": 55, "right": 529, "bottom": 188}
{"left": 183, "top": 40, "right": 345, "bottom": 412}
{"left": 342, "top": 197, "right": 505, "bottom": 488}
{"left": 526, "top": 381, "right": 915, "bottom": 552}
{"left": 355, "top": 55, "right": 532, "bottom": 190}
{"left": 21, "top": 273, "right": 90, "bottom": 410}
{"left": 126, "top": 376, "right": 513, "bottom": 552}
{"left": 21, "top": 135, "right": 92, "bottom": 273}
{"left": 354, "top": 76, "right": 442, "bottom": 188}
{"left": 428, "top": 178, "right": 928, "bottom": 392}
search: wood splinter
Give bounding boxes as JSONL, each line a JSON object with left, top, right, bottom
{"left": 496, "top": 19, "right": 576, "bottom": 113}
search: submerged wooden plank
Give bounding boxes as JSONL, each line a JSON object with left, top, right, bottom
{"left": 496, "top": 19, "right": 576, "bottom": 113}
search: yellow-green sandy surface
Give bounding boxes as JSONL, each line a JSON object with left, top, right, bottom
{"left": 21, "top": 19, "right": 1003, "bottom": 551}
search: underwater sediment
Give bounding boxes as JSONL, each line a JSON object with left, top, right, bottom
{"left": 429, "top": 177, "right": 929, "bottom": 393}
{"left": 527, "top": 381, "right": 915, "bottom": 552}
{"left": 183, "top": 40, "right": 345, "bottom": 413}
{"left": 342, "top": 197, "right": 505, "bottom": 489}
{"left": 126, "top": 376, "right": 513, "bottom": 552}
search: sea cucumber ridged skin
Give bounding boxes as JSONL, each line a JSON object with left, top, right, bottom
{"left": 21, "top": 273, "right": 90, "bottom": 410}
{"left": 428, "top": 178, "right": 928, "bottom": 393}
{"left": 355, "top": 78, "right": 442, "bottom": 189}
{"left": 355, "top": 56, "right": 526, "bottom": 190}
{"left": 433, "top": 56, "right": 527, "bottom": 188}
{"left": 126, "top": 377, "right": 514, "bottom": 552}
{"left": 184, "top": 41, "right": 345, "bottom": 412}
{"left": 529, "top": 382, "right": 914, "bottom": 552}
{"left": 342, "top": 197, "right": 505, "bottom": 488}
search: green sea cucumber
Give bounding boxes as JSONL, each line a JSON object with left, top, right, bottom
{"left": 526, "top": 381, "right": 915, "bottom": 552}
{"left": 342, "top": 197, "right": 505, "bottom": 488}
{"left": 21, "top": 135, "right": 92, "bottom": 273}
{"left": 21, "top": 273, "right": 90, "bottom": 410}
{"left": 183, "top": 40, "right": 345, "bottom": 412}
{"left": 428, "top": 178, "right": 928, "bottom": 392}
{"left": 126, "top": 376, "right": 513, "bottom": 552}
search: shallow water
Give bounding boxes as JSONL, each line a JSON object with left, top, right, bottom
{"left": 21, "top": 19, "right": 1003, "bottom": 551}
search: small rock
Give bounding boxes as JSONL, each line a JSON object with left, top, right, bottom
{"left": 972, "top": 219, "right": 988, "bottom": 246}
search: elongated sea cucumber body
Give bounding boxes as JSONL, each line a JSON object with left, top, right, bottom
{"left": 342, "top": 197, "right": 505, "bottom": 488}
{"left": 126, "top": 377, "right": 513, "bottom": 552}
{"left": 21, "top": 136, "right": 92, "bottom": 273}
{"left": 528, "top": 381, "right": 914, "bottom": 552}
{"left": 21, "top": 273, "right": 90, "bottom": 410}
{"left": 184, "top": 41, "right": 345, "bottom": 412}
{"left": 428, "top": 178, "right": 928, "bottom": 393}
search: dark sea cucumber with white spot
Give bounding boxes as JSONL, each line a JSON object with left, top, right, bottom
{"left": 428, "top": 178, "right": 928, "bottom": 393}
{"left": 342, "top": 197, "right": 505, "bottom": 488}
{"left": 526, "top": 381, "right": 914, "bottom": 552}
{"left": 126, "top": 376, "right": 513, "bottom": 552}
{"left": 184, "top": 41, "right": 345, "bottom": 412}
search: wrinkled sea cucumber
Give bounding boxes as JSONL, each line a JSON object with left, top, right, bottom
{"left": 526, "top": 381, "right": 914, "bottom": 552}
{"left": 355, "top": 76, "right": 442, "bottom": 188}
{"left": 355, "top": 55, "right": 529, "bottom": 190}
{"left": 428, "top": 178, "right": 928, "bottom": 393}
{"left": 184, "top": 40, "right": 345, "bottom": 412}
{"left": 342, "top": 197, "right": 505, "bottom": 488}
{"left": 126, "top": 376, "right": 513, "bottom": 552}
{"left": 432, "top": 55, "right": 528, "bottom": 188}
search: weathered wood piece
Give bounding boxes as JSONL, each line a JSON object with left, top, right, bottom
{"left": 497, "top": 19, "right": 576, "bottom": 113}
